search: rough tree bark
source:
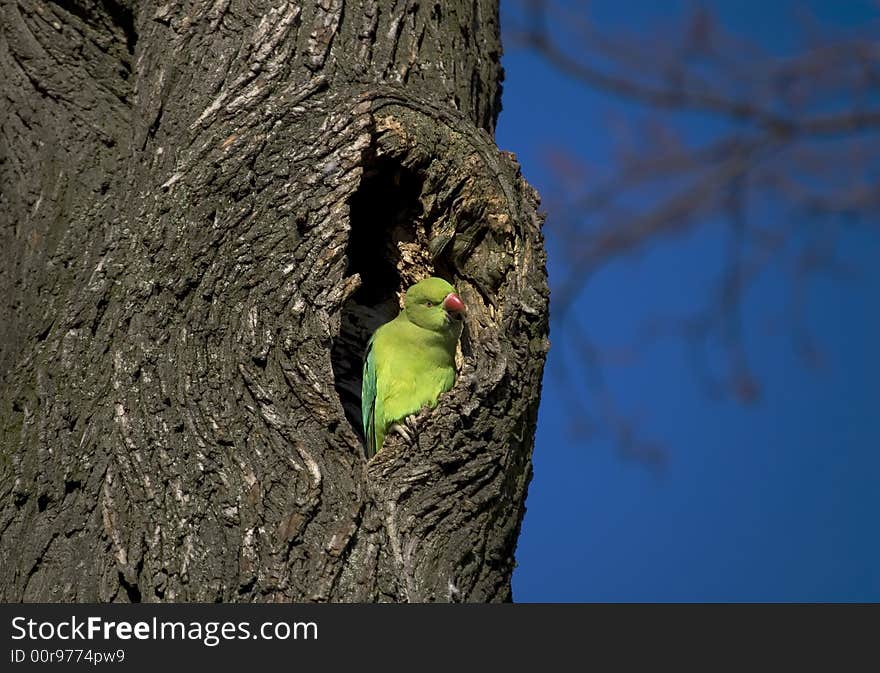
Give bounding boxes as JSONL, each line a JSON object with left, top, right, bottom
{"left": 0, "top": 0, "right": 548, "bottom": 602}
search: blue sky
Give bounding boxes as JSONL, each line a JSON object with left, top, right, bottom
{"left": 497, "top": 1, "right": 880, "bottom": 601}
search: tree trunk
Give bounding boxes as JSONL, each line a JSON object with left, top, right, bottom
{"left": 0, "top": 0, "right": 548, "bottom": 602}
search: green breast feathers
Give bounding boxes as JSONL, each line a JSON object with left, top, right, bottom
{"left": 361, "top": 277, "right": 465, "bottom": 458}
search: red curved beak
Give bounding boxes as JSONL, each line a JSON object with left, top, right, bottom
{"left": 442, "top": 292, "right": 465, "bottom": 314}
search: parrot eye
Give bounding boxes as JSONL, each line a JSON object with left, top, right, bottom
{"left": 425, "top": 300, "right": 434, "bottom": 307}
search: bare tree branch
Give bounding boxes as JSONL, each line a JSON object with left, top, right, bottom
{"left": 511, "top": 0, "right": 880, "bottom": 459}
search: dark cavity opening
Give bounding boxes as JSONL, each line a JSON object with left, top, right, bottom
{"left": 330, "top": 156, "right": 425, "bottom": 443}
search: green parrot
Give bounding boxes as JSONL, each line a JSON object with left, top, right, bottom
{"left": 361, "top": 277, "right": 466, "bottom": 458}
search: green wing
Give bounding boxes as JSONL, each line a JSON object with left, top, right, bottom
{"left": 361, "top": 334, "right": 378, "bottom": 459}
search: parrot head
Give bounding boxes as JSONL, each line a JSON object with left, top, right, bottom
{"left": 404, "top": 277, "right": 465, "bottom": 333}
